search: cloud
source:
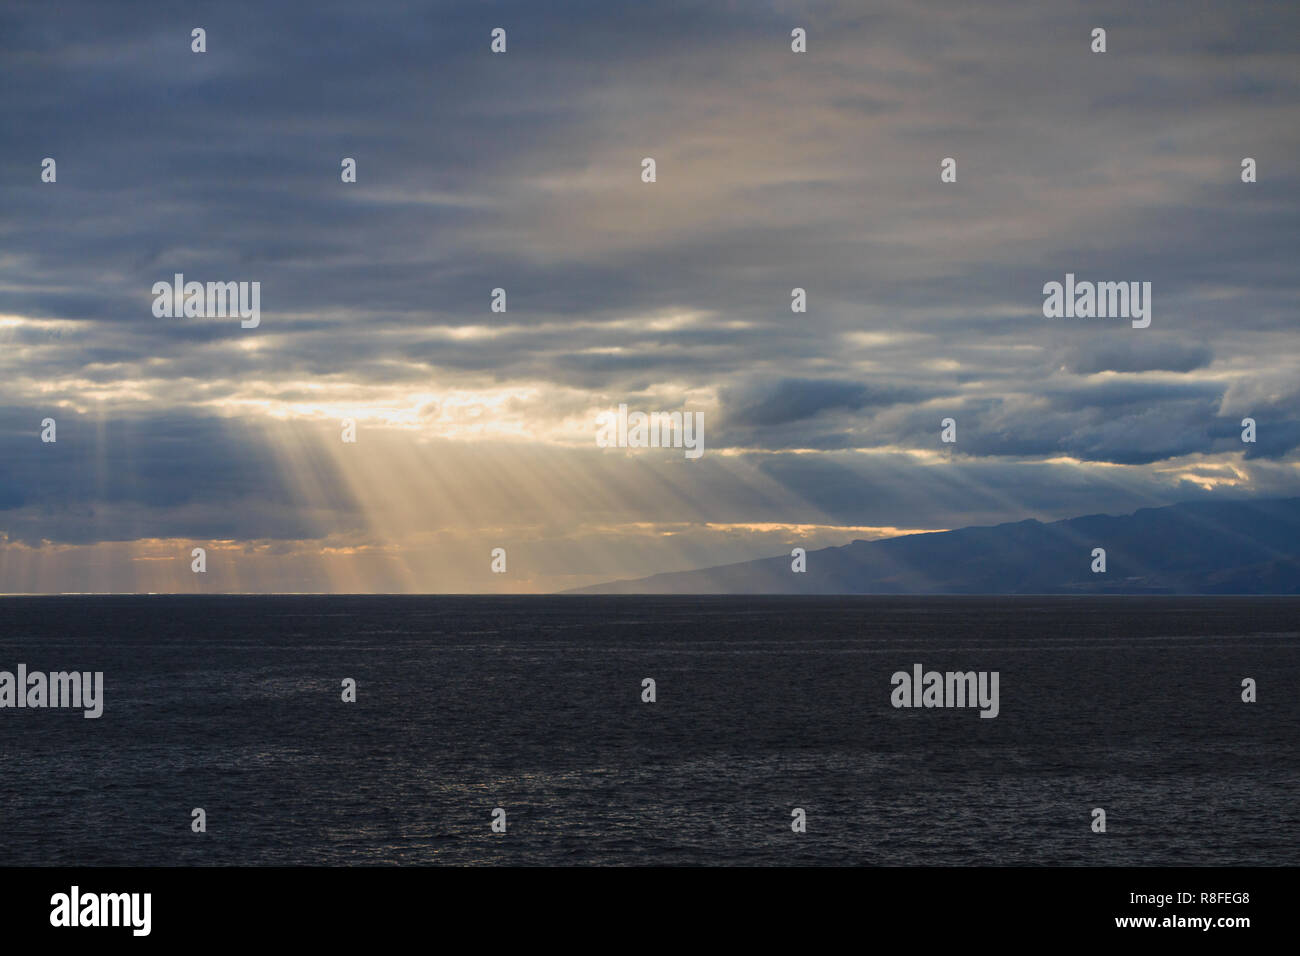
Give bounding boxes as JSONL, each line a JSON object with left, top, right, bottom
{"left": 1060, "top": 341, "right": 1214, "bottom": 374}
{"left": 723, "top": 378, "right": 921, "bottom": 428}
{"left": 0, "top": 0, "right": 1297, "bottom": 589}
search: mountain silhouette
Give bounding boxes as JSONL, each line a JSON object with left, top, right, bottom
{"left": 569, "top": 498, "right": 1300, "bottom": 594}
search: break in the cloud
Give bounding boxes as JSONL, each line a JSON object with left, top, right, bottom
{"left": 0, "top": 0, "right": 1296, "bottom": 592}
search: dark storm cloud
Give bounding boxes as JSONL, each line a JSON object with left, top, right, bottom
{"left": 0, "top": 408, "right": 361, "bottom": 545}
{"left": 724, "top": 378, "right": 922, "bottom": 428}
{"left": 1060, "top": 341, "right": 1214, "bottom": 375}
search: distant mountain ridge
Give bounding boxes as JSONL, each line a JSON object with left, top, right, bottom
{"left": 568, "top": 498, "right": 1300, "bottom": 595}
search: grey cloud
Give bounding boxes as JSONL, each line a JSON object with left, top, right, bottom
{"left": 1060, "top": 341, "right": 1214, "bottom": 375}
{"left": 724, "top": 378, "right": 923, "bottom": 428}
{"left": 0, "top": 0, "right": 1297, "bottom": 571}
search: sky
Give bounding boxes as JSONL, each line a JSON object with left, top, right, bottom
{"left": 1, "top": 0, "right": 1297, "bottom": 593}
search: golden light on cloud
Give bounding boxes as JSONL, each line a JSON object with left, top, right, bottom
{"left": 702, "top": 522, "right": 944, "bottom": 538}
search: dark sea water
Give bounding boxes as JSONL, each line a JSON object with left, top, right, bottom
{"left": 0, "top": 595, "right": 1296, "bottom": 866}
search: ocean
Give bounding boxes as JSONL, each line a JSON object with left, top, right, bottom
{"left": 1, "top": 595, "right": 1296, "bottom": 866}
